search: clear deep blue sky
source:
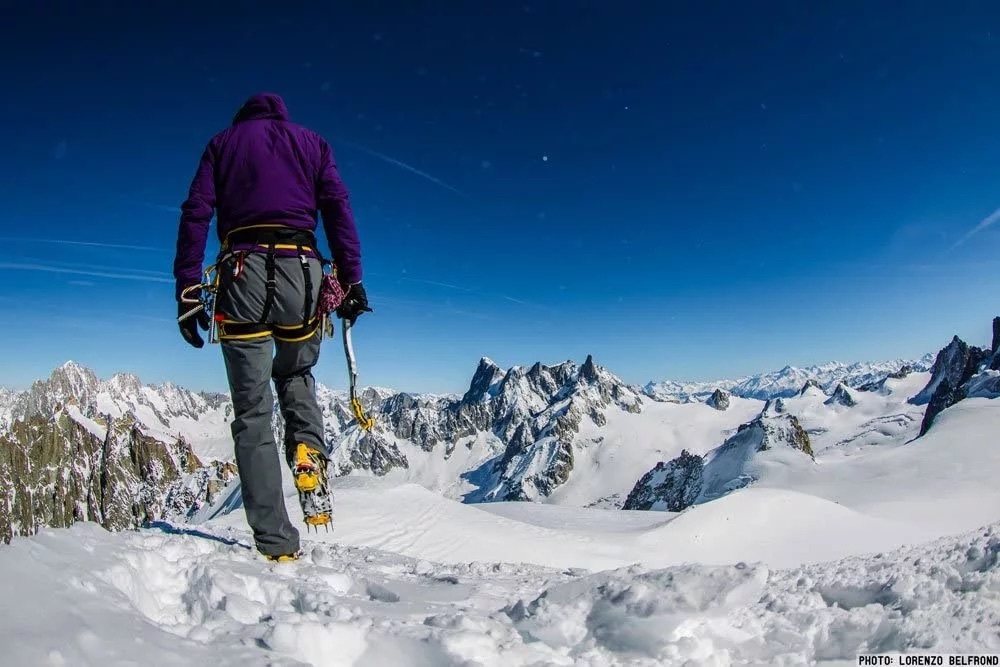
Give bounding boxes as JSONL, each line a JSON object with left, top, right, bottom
{"left": 2, "top": 2, "right": 1000, "bottom": 394}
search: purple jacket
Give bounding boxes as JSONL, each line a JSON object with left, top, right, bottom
{"left": 173, "top": 93, "right": 363, "bottom": 300}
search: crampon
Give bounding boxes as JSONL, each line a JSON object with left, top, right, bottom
{"left": 293, "top": 443, "right": 333, "bottom": 532}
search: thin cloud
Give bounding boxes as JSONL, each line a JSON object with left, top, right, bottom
{"left": 400, "top": 276, "right": 475, "bottom": 292}
{"left": 0, "top": 261, "right": 173, "bottom": 283}
{"left": 951, "top": 206, "right": 1000, "bottom": 250}
{"left": 140, "top": 202, "right": 182, "bottom": 214}
{"left": 339, "top": 140, "right": 464, "bottom": 195}
{"left": 397, "top": 273, "right": 556, "bottom": 313}
{"left": 18, "top": 256, "right": 172, "bottom": 278}
{"left": 498, "top": 294, "right": 557, "bottom": 314}
{"left": 0, "top": 237, "right": 170, "bottom": 252}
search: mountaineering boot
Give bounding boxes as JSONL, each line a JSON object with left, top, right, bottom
{"left": 293, "top": 443, "right": 333, "bottom": 531}
{"left": 293, "top": 442, "right": 323, "bottom": 493}
{"left": 265, "top": 551, "right": 300, "bottom": 563}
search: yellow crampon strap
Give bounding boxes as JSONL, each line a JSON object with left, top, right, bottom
{"left": 351, "top": 396, "right": 376, "bottom": 431}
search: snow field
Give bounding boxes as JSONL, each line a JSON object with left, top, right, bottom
{"left": 2, "top": 516, "right": 996, "bottom": 666}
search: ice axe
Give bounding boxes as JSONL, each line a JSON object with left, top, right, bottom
{"left": 342, "top": 319, "right": 376, "bottom": 431}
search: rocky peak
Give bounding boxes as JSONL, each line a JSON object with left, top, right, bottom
{"left": 462, "top": 357, "right": 506, "bottom": 404}
{"left": 458, "top": 356, "right": 643, "bottom": 502}
{"left": 798, "top": 379, "right": 823, "bottom": 396}
{"left": 579, "top": 354, "right": 600, "bottom": 384}
{"left": 910, "top": 336, "right": 988, "bottom": 406}
{"left": 761, "top": 398, "right": 787, "bottom": 416}
{"left": 624, "top": 409, "right": 813, "bottom": 514}
{"left": 856, "top": 364, "right": 913, "bottom": 393}
{"left": 913, "top": 331, "right": 992, "bottom": 436}
{"left": 18, "top": 361, "right": 102, "bottom": 420}
{"left": 622, "top": 450, "right": 704, "bottom": 511}
{"left": 706, "top": 389, "right": 730, "bottom": 411}
{"left": 746, "top": 411, "right": 813, "bottom": 457}
{"left": 824, "top": 383, "right": 857, "bottom": 408}
{"left": 107, "top": 372, "right": 143, "bottom": 397}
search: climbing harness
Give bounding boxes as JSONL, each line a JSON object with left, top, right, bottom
{"left": 343, "top": 318, "right": 376, "bottom": 431}
{"left": 212, "top": 225, "right": 324, "bottom": 343}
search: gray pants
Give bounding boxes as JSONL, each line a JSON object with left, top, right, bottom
{"left": 217, "top": 252, "right": 325, "bottom": 557}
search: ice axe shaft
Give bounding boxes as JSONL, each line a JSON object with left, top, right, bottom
{"left": 342, "top": 320, "right": 375, "bottom": 430}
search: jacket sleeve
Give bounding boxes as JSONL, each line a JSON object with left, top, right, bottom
{"left": 316, "top": 139, "right": 363, "bottom": 284}
{"left": 173, "top": 141, "right": 217, "bottom": 301}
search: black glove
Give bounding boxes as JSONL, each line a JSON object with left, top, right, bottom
{"left": 178, "top": 300, "right": 210, "bottom": 348}
{"left": 336, "top": 282, "right": 373, "bottom": 325}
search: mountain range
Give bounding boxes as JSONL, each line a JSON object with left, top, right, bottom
{"left": 3, "top": 318, "right": 998, "bottom": 544}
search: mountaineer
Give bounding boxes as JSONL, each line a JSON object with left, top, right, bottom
{"left": 173, "top": 92, "right": 371, "bottom": 561}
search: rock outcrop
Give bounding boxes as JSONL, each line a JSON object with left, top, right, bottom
{"left": 625, "top": 407, "right": 813, "bottom": 513}
{"left": 913, "top": 335, "right": 991, "bottom": 436}
{"left": 468, "top": 355, "right": 644, "bottom": 502}
{"left": 0, "top": 409, "right": 206, "bottom": 543}
{"left": 622, "top": 450, "right": 703, "bottom": 511}
{"left": 798, "top": 379, "right": 823, "bottom": 396}
{"left": 824, "top": 383, "right": 858, "bottom": 408}
{"left": 856, "top": 365, "right": 913, "bottom": 393}
{"left": 706, "top": 389, "right": 731, "bottom": 411}
{"left": 991, "top": 317, "right": 1000, "bottom": 371}
{"left": 330, "top": 430, "right": 409, "bottom": 477}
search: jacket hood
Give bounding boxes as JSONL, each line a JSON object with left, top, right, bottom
{"left": 232, "top": 93, "right": 289, "bottom": 124}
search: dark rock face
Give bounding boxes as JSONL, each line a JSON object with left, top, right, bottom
{"left": 706, "top": 389, "right": 731, "bottom": 411}
{"left": 964, "top": 371, "right": 1000, "bottom": 399}
{"left": 824, "top": 383, "right": 858, "bottom": 408}
{"left": 622, "top": 450, "right": 704, "bottom": 511}
{"left": 625, "top": 409, "right": 813, "bottom": 513}
{"left": 477, "top": 355, "right": 642, "bottom": 502}
{"left": 991, "top": 317, "right": 1000, "bottom": 371}
{"left": 326, "top": 354, "right": 644, "bottom": 502}
{"left": 911, "top": 336, "right": 989, "bottom": 406}
{"left": 798, "top": 379, "right": 823, "bottom": 396}
{"left": 913, "top": 336, "right": 991, "bottom": 436}
{"left": 331, "top": 431, "right": 409, "bottom": 477}
{"left": 162, "top": 460, "right": 239, "bottom": 521}
{"left": 856, "top": 365, "right": 913, "bottom": 393}
{"left": 762, "top": 398, "right": 787, "bottom": 415}
{"left": 0, "top": 410, "right": 203, "bottom": 543}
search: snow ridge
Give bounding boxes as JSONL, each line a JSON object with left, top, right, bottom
{"left": 645, "top": 353, "right": 935, "bottom": 403}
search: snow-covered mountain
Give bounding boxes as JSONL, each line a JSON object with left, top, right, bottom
{"left": 644, "top": 353, "right": 936, "bottom": 403}
{"left": 2, "top": 317, "right": 999, "bottom": 665}
{"left": 4, "top": 361, "right": 235, "bottom": 460}
{"left": 0, "top": 323, "right": 994, "bottom": 544}
{"left": 623, "top": 400, "right": 814, "bottom": 512}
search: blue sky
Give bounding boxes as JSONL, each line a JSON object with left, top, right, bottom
{"left": 1, "top": 3, "right": 1000, "bottom": 394}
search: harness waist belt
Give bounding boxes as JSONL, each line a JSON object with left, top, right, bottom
{"left": 225, "top": 225, "right": 318, "bottom": 251}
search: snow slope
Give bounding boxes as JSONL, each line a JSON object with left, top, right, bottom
{"left": 1, "top": 496, "right": 996, "bottom": 665}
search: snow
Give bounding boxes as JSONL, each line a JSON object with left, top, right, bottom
{"left": 1, "top": 498, "right": 996, "bottom": 665}
{"left": 544, "top": 396, "right": 764, "bottom": 508}
{"left": 64, "top": 404, "right": 107, "bottom": 440}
